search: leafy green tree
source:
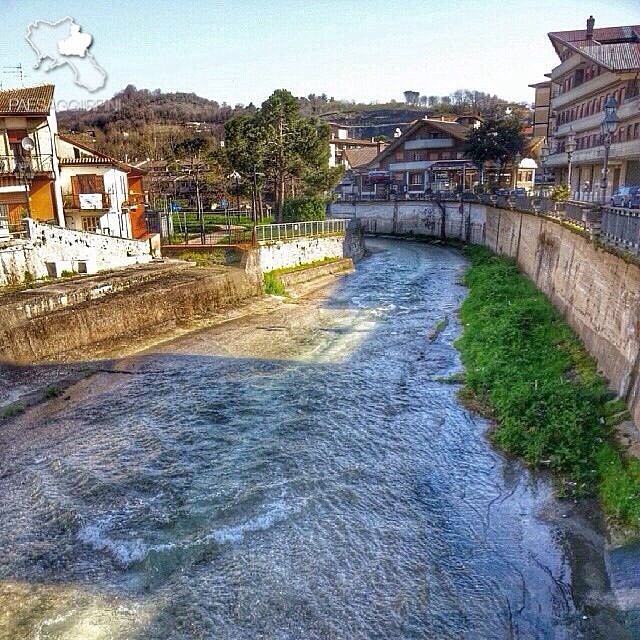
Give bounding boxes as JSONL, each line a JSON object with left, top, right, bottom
{"left": 224, "top": 89, "right": 340, "bottom": 221}
{"left": 464, "top": 117, "right": 525, "bottom": 184}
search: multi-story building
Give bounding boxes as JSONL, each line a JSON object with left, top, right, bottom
{"left": 57, "top": 134, "right": 147, "bottom": 238}
{"left": 533, "top": 16, "right": 640, "bottom": 201}
{"left": 362, "top": 116, "right": 481, "bottom": 198}
{"left": 0, "top": 84, "right": 64, "bottom": 230}
{"left": 328, "top": 123, "right": 385, "bottom": 168}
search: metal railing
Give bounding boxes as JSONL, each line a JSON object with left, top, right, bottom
{"left": 255, "top": 219, "right": 348, "bottom": 243}
{"left": 0, "top": 154, "right": 55, "bottom": 174}
{"left": 601, "top": 206, "right": 640, "bottom": 255}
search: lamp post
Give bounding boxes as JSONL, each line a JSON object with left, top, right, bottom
{"left": 565, "top": 126, "right": 576, "bottom": 199}
{"left": 13, "top": 159, "right": 35, "bottom": 219}
{"left": 513, "top": 152, "right": 522, "bottom": 190}
{"left": 600, "top": 95, "right": 619, "bottom": 203}
{"left": 229, "top": 170, "right": 241, "bottom": 212}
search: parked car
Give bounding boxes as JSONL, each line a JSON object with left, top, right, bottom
{"left": 611, "top": 186, "right": 640, "bottom": 208}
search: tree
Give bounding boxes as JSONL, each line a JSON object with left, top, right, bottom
{"left": 464, "top": 117, "right": 525, "bottom": 184}
{"left": 403, "top": 90, "right": 420, "bottom": 106}
{"left": 224, "top": 89, "right": 340, "bottom": 221}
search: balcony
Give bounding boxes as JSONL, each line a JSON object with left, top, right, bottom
{"left": 0, "top": 154, "right": 55, "bottom": 176}
{"left": 62, "top": 191, "right": 109, "bottom": 210}
{"left": 389, "top": 160, "right": 434, "bottom": 172}
{"left": 554, "top": 96, "right": 640, "bottom": 136}
{"left": 546, "top": 139, "right": 640, "bottom": 167}
{"left": 551, "top": 72, "right": 625, "bottom": 110}
{"left": 404, "top": 138, "right": 454, "bottom": 150}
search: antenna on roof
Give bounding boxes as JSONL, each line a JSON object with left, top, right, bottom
{"left": 0, "top": 64, "right": 28, "bottom": 90}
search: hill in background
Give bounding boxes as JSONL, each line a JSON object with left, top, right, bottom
{"left": 57, "top": 86, "right": 532, "bottom": 161}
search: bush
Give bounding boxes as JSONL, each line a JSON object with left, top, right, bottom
{"left": 551, "top": 184, "right": 570, "bottom": 202}
{"left": 263, "top": 271, "right": 286, "bottom": 295}
{"left": 457, "top": 245, "right": 640, "bottom": 529}
{"left": 282, "top": 196, "right": 326, "bottom": 222}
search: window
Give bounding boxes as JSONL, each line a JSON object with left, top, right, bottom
{"left": 81, "top": 216, "right": 101, "bottom": 232}
{"left": 409, "top": 173, "right": 423, "bottom": 186}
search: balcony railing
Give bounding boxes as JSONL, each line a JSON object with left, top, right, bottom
{"left": 62, "top": 191, "right": 109, "bottom": 210}
{"left": 0, "top": 154, "right": 55, "bottom": 175}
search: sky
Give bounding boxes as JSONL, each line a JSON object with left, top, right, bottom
{"left": 1, "top": 0, "right": 639, "bottom": 108}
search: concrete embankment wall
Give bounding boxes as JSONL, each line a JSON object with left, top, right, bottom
{"left": 0, "top": 220, "right": 155, "bottom": 287}
{"left": 483, "top": 206, "right": 640, "bottom": 427}
{"left": 257, "top": 224, "right": 365, "bottom": 273}
{"left": 0, "top": 265, "right": 261, "bottom": 363}
{"left": 330, "top": 201, "right": 486, "bottom": 244}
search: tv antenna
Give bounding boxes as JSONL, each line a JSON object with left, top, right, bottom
{"left": 0, "top": 64, "right": 28, "bottom": 90}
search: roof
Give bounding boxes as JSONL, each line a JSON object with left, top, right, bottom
{"left": 330, "top": 137, "right": 380, "bottom": 146}
{"left": 528, "top": 81, "right": 551, "bottom": 89}
{"left": 57, "top": 133, "right": 147, "bottom": 174}
{"left": 0, "top": 84, "right": 54, "bottom": 115}
{"left": 548, "top": 22, "right": 640, "bottom": 71}
{"left": 343, "top": 147, "right": 380, "bottom": 169}
{"left": 372, "top": 118, "right": 469, "bottom": 165}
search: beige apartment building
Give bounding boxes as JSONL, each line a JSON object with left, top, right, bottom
{"left": 532, "top": 17, "right": 640, "bottom": 202}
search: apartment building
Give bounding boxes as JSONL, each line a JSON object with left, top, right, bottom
{"left": 328, "top": 123, "right": 385, "bottom": 168}
{"left": 0, "top": 84, "right": 64, "bottom": 230}
{"left": 533, "top": 16, "right": 640, "bottom": 201}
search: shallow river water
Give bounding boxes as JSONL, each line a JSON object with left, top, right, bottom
{"left": 1, "top": 239, "right": 639, "bottom": 639}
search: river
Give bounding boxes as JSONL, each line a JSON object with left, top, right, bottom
{"left": 0, "top": 238, "right": 638, "bottom": 639}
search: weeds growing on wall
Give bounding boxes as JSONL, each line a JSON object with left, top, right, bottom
{"left": 456, "top": 245, "right": 640, "bottom": 530}
{"left": 263, "top": 271, "right": 286, "bottom": 295}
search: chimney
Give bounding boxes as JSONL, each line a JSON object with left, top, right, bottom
{"left": 586, "top": 15, "right": 595, "bottom": 41}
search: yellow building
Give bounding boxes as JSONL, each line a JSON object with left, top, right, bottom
{"left": 0, "top": 84, "right": 64, "bottom": 230}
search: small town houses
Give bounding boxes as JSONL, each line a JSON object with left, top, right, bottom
{"left": 0, "top": 84, "right": 148, "bottom": 240}
{"left": 337, "top": 115, "right": 540, "bottom": 199}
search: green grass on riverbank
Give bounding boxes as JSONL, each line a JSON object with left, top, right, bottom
{"left": 456, "top": 245, "right": 640, "bottom": 530}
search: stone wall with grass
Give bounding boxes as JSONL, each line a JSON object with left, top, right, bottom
{"left": 257, "top": 234, "right": 354, "bottom": 273}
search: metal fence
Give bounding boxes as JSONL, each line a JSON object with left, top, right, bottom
{"left": 601, "top": 207, "right": 640, "bottom": 255}
{"left": 0, "top": 154, "right": 55, "bottom": 174}
{"left": 255, "top": 219, "right": 348, "bottom": 243}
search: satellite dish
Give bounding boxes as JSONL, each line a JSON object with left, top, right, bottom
{"left": 394, "top": 128, "right": 402, "bottom": 138}
{"left": 21, "top": 136, "right": 35, "bottom": 152}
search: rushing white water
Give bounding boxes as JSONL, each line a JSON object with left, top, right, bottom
{"left": 0, "top": 239, "right": 636, "bottom": 639}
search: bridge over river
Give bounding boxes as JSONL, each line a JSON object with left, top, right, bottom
{"left": 0, "top": 239, "right": 639, "bottom": 638}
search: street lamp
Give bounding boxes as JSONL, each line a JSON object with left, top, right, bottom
{"left": 565, "top": 126, "right": 576, "bottom": 199}
{"left": 228, "top": 170, "right": 241, "bottom": 211}
{"left": 600, "top": 95, "right": 619, "bottom": 203}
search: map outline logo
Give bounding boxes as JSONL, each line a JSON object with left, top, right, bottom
{"left": 25, "top": 17, "right": 107, "bottom": 93}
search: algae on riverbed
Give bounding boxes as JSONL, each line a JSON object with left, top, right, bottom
{"left": 456, "top": 245, "right": 640, "bottom": 531}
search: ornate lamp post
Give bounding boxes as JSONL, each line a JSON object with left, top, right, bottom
{"left": 600, "top": 96, "right": 619, "bottom": 203}
{"left": 565, "top": 126, "right": 576, "bottom": 199}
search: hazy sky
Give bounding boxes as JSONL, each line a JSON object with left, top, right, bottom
{"left": 1, "top": 0, "right": 638, "bottom": 107}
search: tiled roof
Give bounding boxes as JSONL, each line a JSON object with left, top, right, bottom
{"left": 343, "top": 147, "right": 380, "bottom": 169}
{"left": 0, "top": 84, "right": 54, "bottom": 115}
{"left": 549, "top": 22, "right": 640, "bottom": 71}
{"left": 549, "top": 25, "right": 640, "bottom": 44}
{"left": 579, "top": 42, "right": 640, "bottom": 71}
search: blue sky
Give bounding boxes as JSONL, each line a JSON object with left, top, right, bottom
{"left": 1, "top": 0, "right": 638, "bottom": 107}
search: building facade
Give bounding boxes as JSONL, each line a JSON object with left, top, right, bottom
{"left": 57, "top": 135, "right": 147, "bottom": 238}
{"left": 362, "top": 116, "right": 481, "bottom": 198}
{"left": 328, "top": 123, "right": 384, "bottom": 168}
{"left": 0, "top": 84, "right": 64, "bottom": 231}
{"left": 533, "top": 17, "right": 640, "bottom": 201}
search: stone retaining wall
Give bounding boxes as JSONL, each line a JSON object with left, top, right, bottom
{"left": 0, "top": 220, "right": 154, "bottom": 287}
